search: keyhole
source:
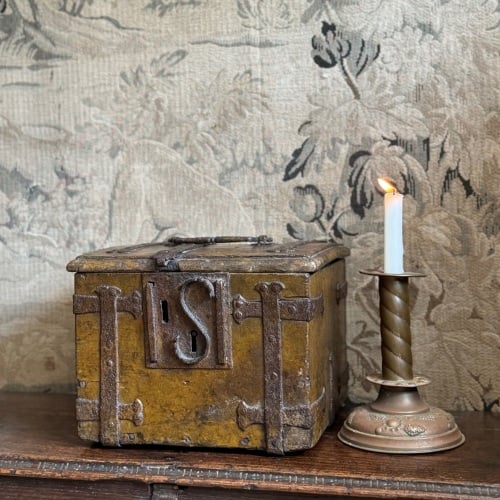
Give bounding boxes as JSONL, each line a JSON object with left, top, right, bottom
{"left": 161, "top": 300, "right": 169, "bottom": 323}
{"left": 190, "top": 331, "right": 198, "bottom": 353}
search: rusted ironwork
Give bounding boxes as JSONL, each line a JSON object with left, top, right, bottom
{"left": 76, "top": 397, "right": 144, "bottom": 425}
{"left": 144, "top": 281, "right": 160, "bottom": 363}
{"left": 237, "top": 388, "right": 326, "bottom": 431}
{"left": 233, "top": 281, "right": 324, "bottom": 454}
{"left": 73, "top": 285, "right": 143, "bottom": 446}
{"left": 232, "top": 290, "right": 324, "bottom": 325}
{"left": 167, "top": 235, "right": 273, "bottom": 245}
{"left": 142, "top": 273, "right": 232, "bottom": 369}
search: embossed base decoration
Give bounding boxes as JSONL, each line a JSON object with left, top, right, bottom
{"left": 338, "top": 386, "right": 465, "bottom": 453}
{"left": 338, "top": 270, "right": 465, "bottom": 454}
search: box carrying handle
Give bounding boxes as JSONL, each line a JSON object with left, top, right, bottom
{"left": 168, "top": 235, "right": 273, "bottom": 245}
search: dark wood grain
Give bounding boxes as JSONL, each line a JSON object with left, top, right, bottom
{"left": 0, "top": 477, "right": 150, "bottom": 499}
{"left": 0, "top": 392, "right": 499, "bottom": 499}
{"left": 152, "top": 485, "right": 380, "bottom": 499}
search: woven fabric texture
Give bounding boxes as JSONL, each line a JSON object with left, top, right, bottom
{"left": 0, "top": 0, "right": 498, "bottom": 410}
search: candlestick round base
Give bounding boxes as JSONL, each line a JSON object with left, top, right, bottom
{"left": 338, "top": 385, "right": 465, "bottom": 454}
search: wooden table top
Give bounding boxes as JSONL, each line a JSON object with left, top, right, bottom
{"left": 0, "top": 392, "right": 499, "bottom": 499}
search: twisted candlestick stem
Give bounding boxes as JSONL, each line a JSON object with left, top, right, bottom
{"left": 379, "top": 276, "right": 413, "bottom": 380}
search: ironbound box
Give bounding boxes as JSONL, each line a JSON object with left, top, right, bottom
{"left": 67, "top": 236, "right": 349, "bottom": 454}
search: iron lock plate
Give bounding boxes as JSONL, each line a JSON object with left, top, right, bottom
{"left": 142, "top": 272, "right": 232, "bottom": 369}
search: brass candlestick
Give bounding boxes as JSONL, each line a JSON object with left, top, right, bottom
{"left": 338, "top": 270, "right": 465, "bottom": 453}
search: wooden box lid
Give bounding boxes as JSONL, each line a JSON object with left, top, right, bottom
{"left": 67, "top": 236, "right": 349, "bottom": 274}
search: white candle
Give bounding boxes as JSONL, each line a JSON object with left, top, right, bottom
{"left": 378, "top": 178, "right": 404, "bottom": 274}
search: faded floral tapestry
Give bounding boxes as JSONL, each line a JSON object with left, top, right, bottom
{"left": 0, "top": 0, "right": 498, "bottom": 411}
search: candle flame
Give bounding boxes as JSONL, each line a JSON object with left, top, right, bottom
{"left": 378, "top": 177, "right": 398, "bottom": 194}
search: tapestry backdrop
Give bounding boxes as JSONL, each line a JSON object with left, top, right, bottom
{"left": 0, "top": 0, "right": 498, "bottom": 411}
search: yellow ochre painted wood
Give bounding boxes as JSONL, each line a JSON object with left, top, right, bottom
{"left": 70, "top": 240, "right": 348, "bottom": 453}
